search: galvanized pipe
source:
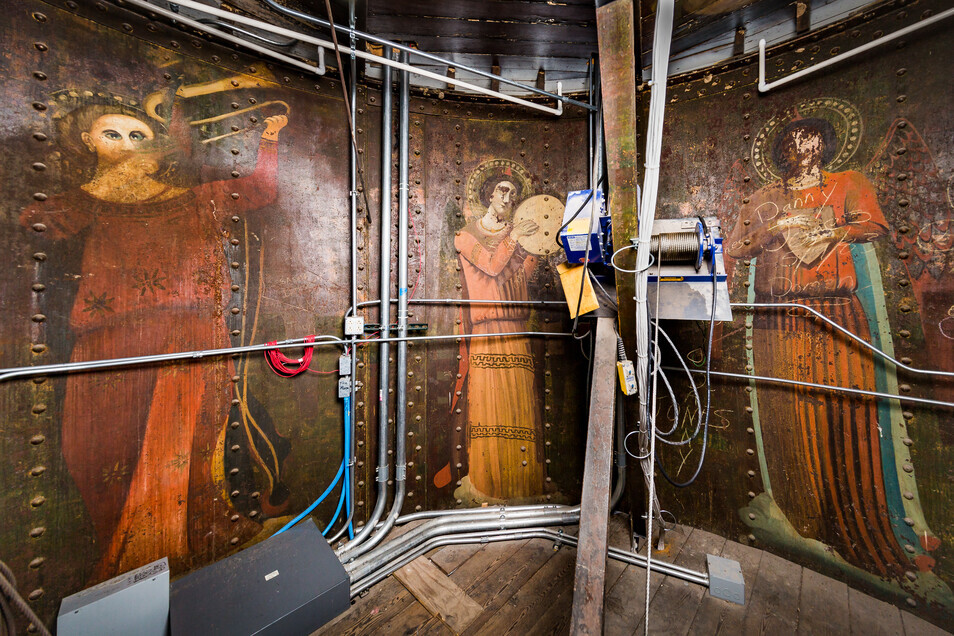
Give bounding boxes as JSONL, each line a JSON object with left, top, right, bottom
{"left": 122, "top": 0, "right": 326, "bottom": 76}
{"left": 155, "top": 0, "right": 566, "bottom": 116}
{"left": 348, "top": 525, "right": 708, "bottom": 597}
{"left": 395, "top": 503, "right": 564, "bottom": 525}
{"left": 338, "top": 50, "right": 411, "bottom": 559}
{"left": 261, "top": 0, "right": 595, "bottom": 111}
{"left": 0, "top": 331, "right": 570, "bottom": 383}
{"left": 346, "top": 506, "right": 582, "bottom": 581}
{"left": 670, "top": 368, "right": 954, "bottom": 410}
{"left": 346, "top": 47, "right": 395, "bottom": 549}
{"left": 732, "top": 302, "right": 954, "bottom": 379}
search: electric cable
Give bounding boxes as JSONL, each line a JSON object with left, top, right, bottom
{"left": 655, "top": 217, "right": 717, "bottom": 488}
{"left": 652, "top": 323, "right": 703, "bottom": 446}
{"left": 264, "top": 335, "right": 317, "bottom": 376}
{"left": 0, "top": 560, "right": 50, "bottom": 636}
{"left": 274, "top": 396, "right": 350, "bottom": 535}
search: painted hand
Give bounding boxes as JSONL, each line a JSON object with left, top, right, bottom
{"left": 262, "top": 115, "right": 289, "bottom": 140}
{"left": 510, "top": 219, "right": 539, "bottom": 239}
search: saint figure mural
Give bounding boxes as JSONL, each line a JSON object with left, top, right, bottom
{"left": 21, "top": 91, "right": 290, "bottom": 579}
{"left": 453, "top": 161, "right": 544, "bottom": 501}
{"left": 725, "top": 114, "right": 913, "bottom": 578}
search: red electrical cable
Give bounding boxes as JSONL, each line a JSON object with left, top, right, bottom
{"left": 265, "top": 336, "right": 316, "bottom": 377}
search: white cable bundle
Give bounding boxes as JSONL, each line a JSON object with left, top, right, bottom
{"left": 635, "top": 1, "right": 675, "bottom": 632}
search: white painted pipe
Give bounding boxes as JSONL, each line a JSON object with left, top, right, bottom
{"left": 759, "top": 7, "right": 954, "bottom": 92}
{"left": 138, "top": 0, "right": 565, "bottom": 116}
{"left": 123, "top": 0, "right": 325, "bottom": 76}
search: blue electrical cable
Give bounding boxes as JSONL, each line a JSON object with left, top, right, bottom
{"left": 274, "top": 395, "right": 350, "bottom": 536}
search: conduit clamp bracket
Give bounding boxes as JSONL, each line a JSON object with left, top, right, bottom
{"left": 375, "top": 465, "right": 388, "bottom": 483}
{"left": 395, "top": 464, "right": 406, "bottom": 481}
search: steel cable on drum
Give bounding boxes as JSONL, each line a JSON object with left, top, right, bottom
{"left": 649, "top": 231, "right": 703, "bottom": 264}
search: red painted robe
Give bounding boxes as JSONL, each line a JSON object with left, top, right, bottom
{"left": 21, "top": 139, "right": 277, "bottom": 578}
{"left": 455, "top": 218, "right": 542, "bottom": 499}
{"left": 727, "top": 170, "right": 909, "bottom": 577}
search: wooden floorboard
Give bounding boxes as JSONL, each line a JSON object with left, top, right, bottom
{"left": 901, "top": 609, "right": 953, "bottom": 636}
{"left": 603, "top": 524, "right": 694, "bottom": 636}
{"left": 415, "top": 539, "right": 531, "bottom": 635}
{"left": 848, "top": 585, "right": 903, "bottom": 636}
{"left": 739, "top": 549, "right": 802, "bottom": 634}
{"left": 798, "top": 566, "right": 850, "bottom": 635}
{"left": 634, "top": 528, "right": 727, "bottom": 636}
{"left": 319, "top": 522, "right": 954, "bottom": 636}
{"left": 476, "top": 537, "right": 579, "bottom": 635}
{"left": 688, "top": 535, "right": 763, "bottom": 635}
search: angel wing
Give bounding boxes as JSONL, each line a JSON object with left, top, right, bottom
{"left": 865, "top": 119, "right": 953, "bottom": 281}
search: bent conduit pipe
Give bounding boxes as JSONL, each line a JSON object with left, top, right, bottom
{"left": 122, "top": 0, "right": 326, "bottom": 76}
{"left": 344, "top": 47, "right": 395, "bottom": 549}
{"left": 346, "top": 506, "right": 583, "bottom": 582}
{"left": 0, "top": 331, "right": 569, "bottom": 383}
{"left": 731, "top": 302, "right": 954, "bottom": 379}
{"left": 757, "top": 7, "right": 954, "bottom": 93}
{"left": 261, "top": 0, "right": 594, "bottom": 111}
{"left": 348, "top": 527, "right": 709, "bottom": 598}
{"left": 672, "top": 368, "right": 954, "bottom": 410}
{"left": 338, "top": 50, "right": 412, "bottom": 560}
{"left": 142, "top": 0, "right": 566, "bottom": 116}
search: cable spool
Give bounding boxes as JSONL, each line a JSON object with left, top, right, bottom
{"left": 649, "top": 222, "right": 709, "bottom": 270}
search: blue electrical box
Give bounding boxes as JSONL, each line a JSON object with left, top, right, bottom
{"left": 559, "top": 189, "right": 610, "bottom": 264}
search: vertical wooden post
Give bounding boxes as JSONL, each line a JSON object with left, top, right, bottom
{"left": 570, "top": 316, "right": 618, "bottom": 635}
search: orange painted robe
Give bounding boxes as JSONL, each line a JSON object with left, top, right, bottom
{"left": 455, "top": 219, "right": 542, "bottom": 499}
{"left": 727, "top": 170, "right": 909, "bottom": 577}
{"left": 21, "top": 139, "right": 278, "bottom": 578}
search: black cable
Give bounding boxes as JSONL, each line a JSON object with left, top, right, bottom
{"left": 656, "top": 218, "right": 716, "bottom": 488}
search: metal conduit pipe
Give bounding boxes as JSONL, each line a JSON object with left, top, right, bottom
{"left": 122, "top": 0, "right": 326, "bottom": 77}
{"left": 338, "top": 50, "right": 412, "bottom": 559}
{"left": 349, "top": 527, "right": 708, "bottom": 597}
{"left": 346, "top": 47, "right": 395, "bottom": 549}
{"left": 0, "top": 331, "right": 570, "bottom": 383}
{"left": 346, "top": 506, "right": 581, "bottom": 581}
{"left": 395, "top": 503, "right": 565, "bottom": 525}
{"left": 731, "top": 302, "right": 954, "bottom": 379}
{"left": 610, "top": 385, "right": 626, "bottom": 510}
{"left": 670, "top": 367, "right": 954, "bottom": 410}
{"left": 260, "top": 0, "right": 594, "bottom": 112}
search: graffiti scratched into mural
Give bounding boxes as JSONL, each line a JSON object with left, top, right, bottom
{"left": 20, "top": 87, "right": 292, "bottom": 579}
{"left": 712, "top": 98, "right": 951, "bottom": 607}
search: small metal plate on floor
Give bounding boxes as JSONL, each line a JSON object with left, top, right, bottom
{"left": 707, "top": 554, "right": 745, "bottom": 605}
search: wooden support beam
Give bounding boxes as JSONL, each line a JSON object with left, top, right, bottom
{"left": 570, "top": 316, "right": 618, "bottom": 635}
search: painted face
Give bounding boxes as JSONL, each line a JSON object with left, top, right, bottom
{"left": 489, "top": 180, "right": 517, "bottom": 219}
{"left": 790, "top": 128, "right": 824, "bottom": 169}
{"left": 82, "top": 114, "right": 156, "bottom": 165}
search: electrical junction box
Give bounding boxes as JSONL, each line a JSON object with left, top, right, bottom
{"left": 707, "top": 554, "right": 745, "bottom": 605}
{"left": 338, "top": 353, "right": 352, "bottom": 376}
{"left": 645, "top": 216, "right": 733, "bottom": 322}
{"left": 57, "top": 557, "right": 169, "bottom": 636}
{"left": 169, "top": 519, "right": 349, "bottom": 635}
{"left": 337, "top": 376, "right": 352, "bottom": 398}
{"left": 344, "top": 315, "right": 364, "bottom": 336}
{"left": 560, "top": 189, "right": 610, "bottom": 264}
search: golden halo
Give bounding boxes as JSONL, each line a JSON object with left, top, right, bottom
{"left": 464, "top": 159, "right": 534, "bottom": 218}
{"left": 751, "top": 97, "right": 862, "bottom": 183}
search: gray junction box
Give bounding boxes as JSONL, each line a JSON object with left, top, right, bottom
{"left": 57, "top": 557, "right": 170, "bottom": 636}
{"left": 707, "top": 553, "right": 745, "bottom": 605}
{"left": 170, "top": 519, "right": 349, "bottom": 635}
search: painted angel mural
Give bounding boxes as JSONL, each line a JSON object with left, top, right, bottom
{"left": 714, "top": 98, "right": 950, "bottom": 605}
{"left": 21, "top": 86, "right": 292, "bottom": 579}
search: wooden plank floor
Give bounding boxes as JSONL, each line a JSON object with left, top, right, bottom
{"left": 315, "top": 518, "right": 953, "bottom": 635}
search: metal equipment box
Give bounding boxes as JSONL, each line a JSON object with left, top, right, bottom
{"left": 169, "top": 519, "right": 349, "bottom": 635}
{"left": 57, "top": 557, "right": 170, "bottom": 636}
